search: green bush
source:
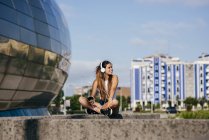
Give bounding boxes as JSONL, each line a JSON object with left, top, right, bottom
{"left": 178, "top": 110, "right": 209, "bottom": 119}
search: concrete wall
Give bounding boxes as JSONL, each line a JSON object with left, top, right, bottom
{"left": 0, "top": 115, "right": 209, "bottom": 140}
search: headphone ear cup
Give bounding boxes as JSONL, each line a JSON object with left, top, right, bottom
{"left": 101, "top": 68, "right": 105, "bottom": 73}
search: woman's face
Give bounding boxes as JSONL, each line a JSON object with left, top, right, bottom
{"left": 105, "top": 63, "right": 113, "bottom": 75}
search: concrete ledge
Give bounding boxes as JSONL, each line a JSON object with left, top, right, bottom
{"left": 0, "top": 114, "right": 209, "bottom": 140}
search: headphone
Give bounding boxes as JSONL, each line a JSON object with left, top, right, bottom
{"left": 100, "top": 62, "right": 105, "bottom": 73}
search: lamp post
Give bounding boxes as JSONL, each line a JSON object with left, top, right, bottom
{"left": 62, "top": 96, "right": 66, "bottom": 115}
{"left": 119, "top": 87, "right": 122, "bottom": 112}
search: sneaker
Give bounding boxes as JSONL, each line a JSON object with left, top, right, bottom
{"left": 100, "top": 108, "right": 113, "bottom": 116}
{"left": 85, "top": 108, "right": 99, "bottom": 114}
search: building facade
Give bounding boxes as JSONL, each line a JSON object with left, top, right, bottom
{"left": 130, "top": 54, "right": 206, "bottom": 109}
{"left": 0, "top": 0, "right": 71, "bottom": 116}
{"left": 193, "top": 54, "right": 209, "bottom": 99}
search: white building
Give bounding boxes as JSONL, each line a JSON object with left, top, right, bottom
{"left": 130, "top": 54, "right": 204, "bottom": 109}
{"left": 193, "top": 53, "right": 209, "bottom": 99}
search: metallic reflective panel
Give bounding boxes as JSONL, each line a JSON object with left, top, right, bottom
{"left": 20, "top": 27, "right": 37, "bottom": 46}
{"left": 25, "top": 62, "right": 43, "bottom": 78}
{"left": 0, "top": 74, "right": 4, "bottom": 83}
{"left": 0, "top": 3, "right": 17, "bottom": 24}
{"left": 13, "top": 0, "right": 32, "bottom": 17}
{"left": 34, "top": 20, "right": 50, "bottom": 37}
{"left": 18, "top": 77, "right": 38, "bottom": 90}
{"left": 10, "top": 40, "right": 29, "bottom": 59}
{"left": 58, "top": 57, "right": 70, "bottom": 73}
{"left": 7, "top": 58, "right": 27, "bottom": 75}
{"left": 0, "top": 90, "right": 15, "bottom": 100}
{"left": 12, "top": 91, "right": 43, "bottom": 101}
{"left": 0, "top": 0, "right": 13, "bottom": 8}
{"left": 33, "top": 79, "right": 50, "bottom": 91}
{"left": 28, "top": 0, "right": 43, "bottom": 9}
{"left": 0, "top": 102, "right": 8, "bottom": 110}
{"left": 17, "top": 12, "right": 35, "bottom": 31}
{"left": 28, "top": 47, "right": 44, "bottom": 64}
{"left": 31, "top": 7, "right": 48, "bottom": 25}
{"left": 0, "top": 36, "right": 11, "bottom": 56}
{"left": 0, "top": 54, "right": 9, "bottom": 73}
{"left": 41, "top": 66, "right": 54, "bottom": 80}
{"left": 44, "top": 51, "right": 57, "bottom": 67}
{"left": 0, "top": 0, "right": 70, "bottom": 114}
{"left": 0, "top": 19, "right": 20, "bottom": 40}
{"left": 0, "top": 75, "right": 22, "bottom": 89}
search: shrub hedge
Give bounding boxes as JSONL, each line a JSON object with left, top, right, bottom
{"left": 178, "top": 110, "right": 209, "bottom": 119}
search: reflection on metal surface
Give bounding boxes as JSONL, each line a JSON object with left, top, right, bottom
{"left": 0, "top": 36, "right": 69, "bottom": 111}
{"left": 0, "top": 0, "right": 71, "bottom": 115}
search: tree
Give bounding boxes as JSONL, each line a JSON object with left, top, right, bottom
{"left": 198, "top": 97, "right": 207, "bottom": 110}
{"left": 183, "top": 97, "right": 198, "bottom": 111}
{"left": 176, "top": 95, "right": 181, "bottom": 106}
{"left": 69, "top": 95, "right": 81, "bottom": 110}
{"left": 49, "top": 90, "right": 64, "bottom": 114}
{"left": 116, "top": 96, "right": 128, "bottom": 111}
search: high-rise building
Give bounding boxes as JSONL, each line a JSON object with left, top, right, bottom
{"left": 193, "top": 53, "right": 209, "bottom": 99}
{"left": 130, "top": 54, "right": 209, "bottom": 109}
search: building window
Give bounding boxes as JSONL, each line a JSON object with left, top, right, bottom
{"left": 155, "top": 80, "right": 159, "bottom": 84}
{"left": 155, "top": 87, "right": 159, "bottom": 91}
{"left": 168, "top": 88, "right": 171, "bottom": 92}
{"left": 168, "top": 66, "right": 171, "bottom": 71}
{"left": 177, "top": 87, "right": 179, "bottom": 92}
{"left": 201, "top": 88, "right": 203, "bottom": 92}
{"left": 200, "top": 66, "right": 202, "bottom": 70}
{"left": 176, "top": 66, "right": 179, "bottom": 71}
{"left": 177, "top": 80, "right": 179, "bottom": 84}
{"left": 155, "top": 94, "right": 159, "bottom": 98}
{"left": 155, "top": 73, "right": 159, "bottom": 77}
{"left": 201, "top": 80, "right": 203, "bottom": 84}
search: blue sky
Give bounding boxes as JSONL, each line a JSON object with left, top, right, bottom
{"left": 55, "top": 0, "right": 209, "bottom": 96}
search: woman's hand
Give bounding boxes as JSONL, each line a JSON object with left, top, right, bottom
{"left": 87, "top": 96, "right": 95, "bottom": 106}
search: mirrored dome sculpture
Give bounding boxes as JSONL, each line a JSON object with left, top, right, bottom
{"left": 0, "top": 0, "right": 71, "bottom": 116}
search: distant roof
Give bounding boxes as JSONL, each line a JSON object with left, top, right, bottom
{"left": 143, "top": 53, "right": 173, "bottom": 59}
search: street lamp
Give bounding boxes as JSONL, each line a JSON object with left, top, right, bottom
{"left": 119, "top": 87, "right": 122, "bottom": 112}
{"left": 62, "top": 96, "right": 66, "bottom": 115}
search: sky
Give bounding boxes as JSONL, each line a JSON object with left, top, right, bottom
{"left": 55, "top": 0, "right": 209, "bottom": 96}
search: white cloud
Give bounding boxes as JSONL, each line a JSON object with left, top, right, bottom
{"left": 134, "top": 0, "right": 209, "bottom": 7}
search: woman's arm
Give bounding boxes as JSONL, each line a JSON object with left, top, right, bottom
{"left": 108, "top": 75, "right": 118, "bottom": 99}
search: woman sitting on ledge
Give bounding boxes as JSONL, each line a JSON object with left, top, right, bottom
{"left": 79, "top": 60, "right": 119, "bottom": 116}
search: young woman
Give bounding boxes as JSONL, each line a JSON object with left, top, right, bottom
{"left": 79, "top": 60, "right": 119, "bottom": 116}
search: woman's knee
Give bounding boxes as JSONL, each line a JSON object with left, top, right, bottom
{"left": 112, "top": 99, "right": 119, "bottom": 106}
{"left": 79, "top": 96, "right": 85, "bottom": 104}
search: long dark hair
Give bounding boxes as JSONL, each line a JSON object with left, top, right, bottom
{"left": 96, "top": 60, "right": 113, "bottom": 97}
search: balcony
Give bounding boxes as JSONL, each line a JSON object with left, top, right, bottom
{"left": 161, "top": 90, "right": 165, "bottom": 94}
{"left": 176, "top": 73, "right": 179, "bottom": 77}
